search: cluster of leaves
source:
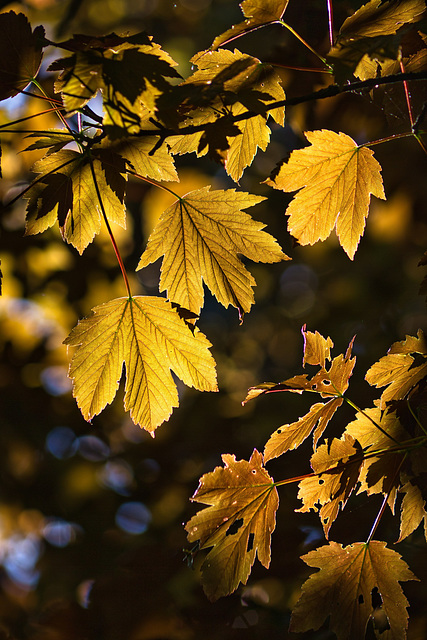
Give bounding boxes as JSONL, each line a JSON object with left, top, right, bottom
{"left": 1, "top": 0, "right": 427, "bottom": 636}
{"left": 187, "top": 327, "right": 427, "bottom": 638}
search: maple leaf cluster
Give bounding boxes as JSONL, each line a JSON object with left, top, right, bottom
{"left": 1, "top": 0, "right": 427, "bottom": 637}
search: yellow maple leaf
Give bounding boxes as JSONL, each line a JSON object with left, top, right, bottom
{"left": 267, "top": 129, "right": 386, "bottom": 259}
{"left": 64, "top": 296, "right": 218, "bottom": 433}
{"left": 185, "top": 449, "right": 278, "bottom": 601}
{"left": 137, "top": 186, "right": 288, "bottom": 317}
{"left": 169, "top": 49, "right": 285, "bottom": 182}
{"left": 290, "top": 541, "right": 418, "bottom": 639}
{"left": 212, "top": 0, "right": 289, "bottom": 50}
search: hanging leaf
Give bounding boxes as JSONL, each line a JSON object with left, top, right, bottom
{"left": 25, "top": 147, "right": 127, "bottom": 253}
{"left": 0, "top": 11, "right": 47, "bottom": 101}
{"left": 296, "top": 434, "right": 364, "bottom": 537}
{"left": 185, "top": 449, "right": 278, "bottom": 601}
{"left": 345, "top": 405, "right": 409, "bottom": 510}
{"left": 263, "top": 335, "right": 356, "bottom": 460}
{"left": 365, "top": 330, "right": 427, "bottom": 409}
{"left": 169, "top": 49, "right": 285, "bottom": 182}
{"left": 290, "top": 541, "right": 418, "bottom": 640}
{"left": 267, "top": 129, "right": 386, "bottom": 258}
{"left": 137, "top": 186, "right": 288, "bottom": 318}
{"left": 64, "top": 296, "right": 218, "bottom": 433}
{"left": 212, "top": 0, "right": 289, "bottom": 50}
{"left": 108, "top": 135, "right": 178, "bottom": 182}
{"left": 328, "top": 0, "right": 426, "bottom": 81}
{"left": 398, "top": 480, "right": 427, "bottom": 542}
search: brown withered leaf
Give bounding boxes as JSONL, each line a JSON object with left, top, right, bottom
{"left": 290, "top": 541, "right": 418, "bottom": 640}
{"left": 185, "top": 449, "right": 278, "bottom": 600}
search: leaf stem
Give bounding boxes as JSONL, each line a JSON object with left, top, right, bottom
{"left": 0, "top": 109, "right": 69, "bottom": 130}
{"left": 31, "top": 78, "right": 72, "bottom": 134}
{"left": 278, "top": 20, "right": 331, "bottom": 69}
{"left": 88, "top": 155, "right": 132, "bottom": 298}
{"left": 127, "top": 170, "right": 182, "bottom": 200}
{"left": 343, "top": 397, "right": 400, "bottom": 445}
{"left": 366, "top": 454, "right": 407, "bottom": 543}
{"left": 326, "top": 0, "right": 334, "bottom": 48}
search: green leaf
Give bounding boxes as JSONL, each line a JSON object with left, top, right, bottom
{"left": 266, "top": 130, "right": 386, "bottom": 259}
{"left": 64, "top": 296, "right": 218, "bottom": 433}
{"left": 137, "top": 186, "right": 288, "bottom": 317}
{"left": 212, "top": 0, "right": 289, "bottom": 50}
{"left": 185, "top": 449, "right": 278, "bottom": 600}
{"left": 290, "top": 541, "right": 418, "bottom": 640}
{"left": 0, "top": 11, "right": 46, "bottom": 101}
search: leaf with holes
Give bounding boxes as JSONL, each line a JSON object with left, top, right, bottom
{"left": 262, "top": 333, "right": 356, "bottom": 460}
{"left": 137, "top": 186, "right": 288, "bottom": 318}
{"left": 64, "top": 296, "right": 218, "bottom": 433}
{"left": 185, "top": 449, "right": 278, "bottom": 601}
{"left": 266, "top": 130, "right": 386, "bottom": 258}
{"left": 290, "top": 541, "right": 417, "bottom": 640}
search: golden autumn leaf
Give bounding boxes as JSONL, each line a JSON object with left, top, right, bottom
{"left": 290, "top": 541, "right": 418, "bottom": 640}
{"left": 267, "top": 130, "right": 386, "bottom": 259}
{"left": 262, "top": 333, "right": 356, "bottom": 460}
{"left": 64, "top": 296, "right": 218, "bottom": 433}
{"left": 398, "top": 481, "right": 427, "bottom": 542}
{"left": 365, "top": 330, "right": 427, "bottom": 409}
{"left": 25, "top": 148, "right": 127, "bottom": 253}
{"left": 296, "top": 434, "right": 363, "bottom": 537}
{"left": 345, "top": 404, "right": 410, "bottom": 511}
{"left": 185, "top": 449, "right": 278, "bottom": 601}
{"left": 169, "top": 48, "right": 285, "bottom": 182}
{"left": 212, "top": 0, "right": 289, "bottom": 50}
{"left": 137, "top": 186, "right": 288, "bottom": 317}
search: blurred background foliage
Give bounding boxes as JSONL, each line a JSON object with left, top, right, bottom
{"left": 0, "top": 0, "right": 427, "bottom": 638}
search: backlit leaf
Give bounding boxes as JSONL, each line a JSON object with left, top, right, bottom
{"left": 64, "top": 296, "right": 218, "bottom": 433}
{"left": 267, "top": 130, "right": 386, "bottom": 258}
{"left": 25, "top": 148, "right": 127, "bottom": 253}
{"left": 398, "top": 481, "right": 427, "bottom": 542}
{"left": 345, "top": 405, "right": 410, "bottom": 510}
{"left": 365, "top": 330, "right": 427, "bottom": 409}
{"left": 185, "top": 449, "right": 278, "bottom": 600}
{"left": 169, "top": 49, "right": 285, "bottom": 182}
{"left": 0, "top": 11, "right": 46, "bottom": 101}
{"left": 290, "top": 541, "right": 417, "bottom": 640}
{"left": 328, "top": 0, "right": 426, "bottom": 81}
{"left": 263, "top": 335, "right": 356, "bottom": 460}
{"left": 109, "top": 135, "right": 178, "bottom": 182}
{"left": 137, "top": 186, "right": 288, "bottom": 317}
{"left": 296, "top": 434, "right": 364, "bottom": 537}
{"left": 212, "top": 0, "right": 289, "bottom": 50}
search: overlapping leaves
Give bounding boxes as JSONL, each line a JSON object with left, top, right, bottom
{"left": 267, "top": 129, "right": 386, "bottom": 259}
{"left": 64, "top": 296, "right": 217, "bottom": 433}
{"left": 169, "top": 48, "right": 286, "bottom": 182}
